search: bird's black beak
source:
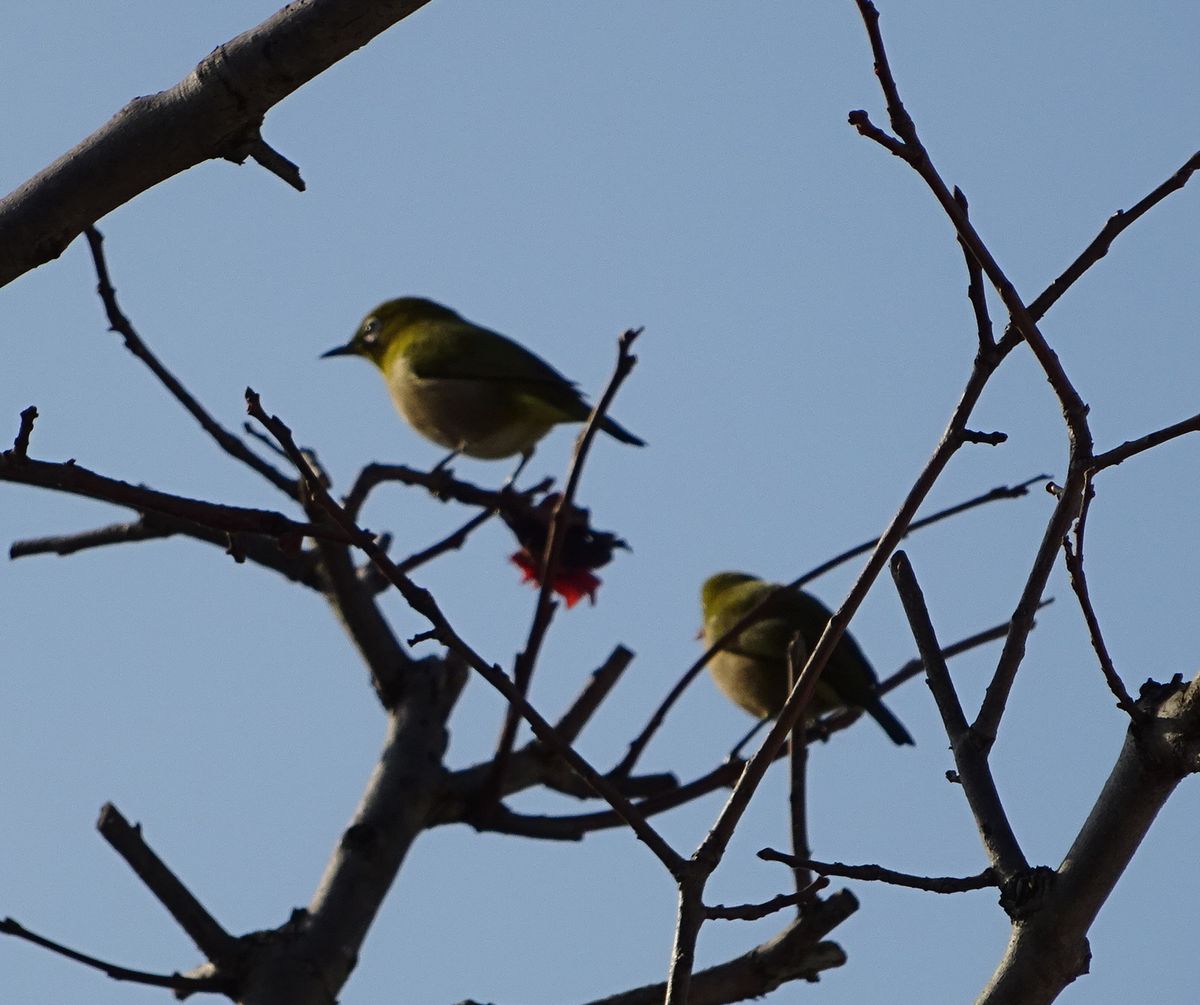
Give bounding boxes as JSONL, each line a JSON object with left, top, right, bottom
{"left": 320, "top": 342, "right": 357, "bottom": 359}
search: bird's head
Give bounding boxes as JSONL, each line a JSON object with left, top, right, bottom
{"left": 700, "top": 571, "right": 759, "bottom": 617}
{"left": 321, "top": 297, "right": 463, "bottom": 367}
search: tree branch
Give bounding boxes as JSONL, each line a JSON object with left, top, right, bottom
{"left": 97, "top": 803, "right": 238, "bottom": 964}
{"left": 759, "top": 849, "right": 997, "bottom": 894}
{"left": 890, "top": 552, "right": 1028, "bottom": 880}
{"left": 488, "top": 329, "right": 642, "bottom": 800}
{"left": 0, "top": 445, "right": 351, "bottom": 547}
{"left": 0, "top": 0, "right": 435, "bottom": 288}
{"left": 0, "top": 917, "right": 226, "bottom": 993}
{"left": 978, "top": 673, "right": 1200, "bottom": 1005}
{"left": 84, "top": 226, "right": 298, "bottom": 498}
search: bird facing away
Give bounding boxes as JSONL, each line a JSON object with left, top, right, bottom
{"left": 321, "top": 297, "right": 644, "bottom": 466}
{"left": 700, "top": 572, "right": 914, "bottom": 746}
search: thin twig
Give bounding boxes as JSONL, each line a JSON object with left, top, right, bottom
{"left": 229, "top": 127, "right": 304, "bottom": 190}
{"left": 487, "top": 329, "right": 641, "bottom": 803}
{"left": 0, "top": 917, "right": 227, "bottom": 992}
{"left": 9, "top": 513, "right": 322, "bottom": 586}
{"left": 10, "top": 405, "right": 37, "bottom": 457}
{"left": 1022, "top": 149, "right": 1200, "bottom": 330}
{"left": 83, "top": 226, "right": 298, "bottom": 498}
{"left": 786, "top": 636, "right": 813, "bottom": 900}
{"left": 552, "top": 646, "right": 635, "bottom": 745}
{"left": 706, "top": 878, "right": 828, "bottom": 921}
{"left": 890, "top": 552, "right": 1027, "bottom": 879}
{"left": 1091, "top": 411, "right": 1200, "bottom": 472}
{"left": 11, "top": 518, "right": 172, "bottom": 557}
{"left": 954, "top": 187, "right": 995, "bottom": 351}
{"left": 1061, "top": 486, "right": 1140, "bottom": 717}
{"left": 395, "top": 509, "right": 494, "bottom": 574}
{"left": 342, "top": 462, "right": 551, "bottom": 521}
{"left": 759, "top": 849, "right": 997, "bottom": 894}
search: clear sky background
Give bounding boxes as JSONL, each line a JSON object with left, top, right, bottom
{"left": 3, "top": 3, "right": 1199, "bottom": 1003}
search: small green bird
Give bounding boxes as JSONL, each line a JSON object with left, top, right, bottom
{"left": 700, "top": 572, "right": 913, "bottom": 746}
{"left": 321, "top": 297, "right": 644, "bottom": 468}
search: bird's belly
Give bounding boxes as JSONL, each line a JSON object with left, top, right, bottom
{"left": 707, "top": 651, "right": 787, "bottom": 719}
{"left": 707, "top": 649, "right": 843, "bottom": 721}
{"left": 387, "top": 371, "right": 555, "bottom": 459}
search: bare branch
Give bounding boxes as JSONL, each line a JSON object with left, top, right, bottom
{"left": 230, "top": 129, "right": 306, "bottom": 191}
{"left": 0, "top": 448, "right": 350, "bottom": 547}
{"left": 435, "top": 760, "right": 740, "bottom": 840}
{"left": 759, "top": 849, "right": 997, "bottom": 894}
{"left": 787, "top": 636, "right": 813, "bottom": 898}
{"left": 1091, "top": 410, "right": 1200, "bottom": 471}
{"left": 0, "top": 1, "right": 435, "bottom": 288}
{"left": 553, "top": 646, "right": 636, "bottom": 745}
{"left": 954, "top": 187, "right": 995, "bottom": 350}
{"left": 84, "top": 226, "right": 298, "bottom": 498}
{"left": 0, "top": 917, "right": 226, "bottom": 993}
{"left": 978, "top": 673, "right": 1200, "bottom": 1005}
{"left": 602, "top": 893, "right": 855, "bottom": 1005}
{"left": 706, "top": 878, "right": 828, "bottom": 921}
{"left": 10, "top": 405, "right": 37, "bottom": 457}
{"left": 10, "top": 513, "right": 323, "bottom": 587}
{"left": 97, "top": 803, "right": 238, "bottom": 963}
{"left": 1061, "top": 494, "right": 1140, "bottom": 717}
{"left": 890, "top": 551, "right": 1028, "bottom": 879}
{"left": 1023, "top": 149, "right": 1200, "bottom": 327}
{"left": 489, "top": 329, "right": 642, "bottom": 799}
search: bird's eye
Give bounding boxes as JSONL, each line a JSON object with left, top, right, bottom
{"left": 361, "top": 318, "right": 379, "bottom": 344}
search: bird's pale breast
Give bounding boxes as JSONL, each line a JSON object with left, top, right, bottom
{"left": 386, "top": 364, "right": 555, "bottom": 458}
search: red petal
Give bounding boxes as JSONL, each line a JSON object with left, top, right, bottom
{"left": 509, "top": 552, "right": 602, "bottom": 607}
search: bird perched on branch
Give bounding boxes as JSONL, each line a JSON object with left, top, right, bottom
{"left": 700, "top": 572, "right": 913, "bottom": 746}
{"left": 322, "top": 297, "right": 644, "bottom": 474}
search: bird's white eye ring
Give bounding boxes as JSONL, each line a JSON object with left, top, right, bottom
{"left": 362, "top": 318, "right": 379, "bottom": 343}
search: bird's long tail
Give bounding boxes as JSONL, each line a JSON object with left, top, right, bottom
{"left": 600, "top": 416, "right": 645, "bottom": 447}
{"left": 864, "top": 697, "right": 914, "bottom": 746}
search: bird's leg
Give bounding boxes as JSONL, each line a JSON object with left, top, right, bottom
{"left": 728, "top": 717, "right": 769, "bottom": 761}
{"left": 431, "top": 447, "right": 461, "bottom": 474}
{"left": 425, "top": 448, "right": 462, "bottom": 499}
{"left": 503, "top": 449, "right": 533, "bottom": 490}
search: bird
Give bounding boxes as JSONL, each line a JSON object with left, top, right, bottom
{"left": 321, "top": 297, "right": 644, "bottom": 474}
{"left": 700, "top": 572, "right": 913, "bottom": 746}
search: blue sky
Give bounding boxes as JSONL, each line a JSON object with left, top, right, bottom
{"left": 3, "top": 3, "right": 1199, "bottom": 1002}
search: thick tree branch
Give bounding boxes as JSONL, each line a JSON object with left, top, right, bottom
{"left": 978, "top": 673, "right": 1200, "bottom": 1005}
{"left": 0, "top": 0, "right": 434, "bottom": 288}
